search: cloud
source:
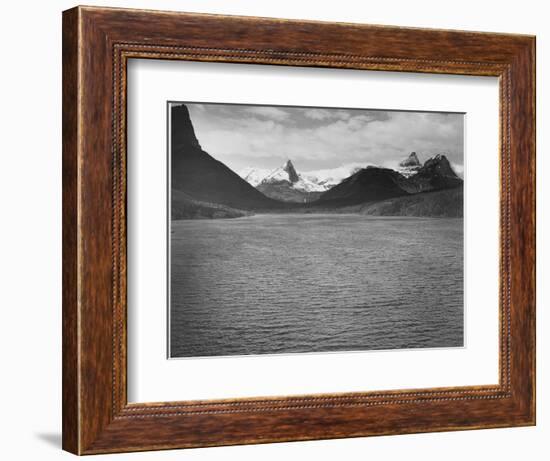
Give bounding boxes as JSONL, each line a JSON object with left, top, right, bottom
{"left": 451, "top": 162, "right": 464, "bottom": 178}
{"left": 303, "top": 108, "right": 332, "bottom": 120}
{"left": 185, "top": 103, "right": 464, "bottom": 172}
{"left": 244, "top": 106, "right": 290, "bottom": 121}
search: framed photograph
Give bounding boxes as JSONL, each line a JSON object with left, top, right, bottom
{"left": 62, "top": 6, "right": 535, "bottom": 455}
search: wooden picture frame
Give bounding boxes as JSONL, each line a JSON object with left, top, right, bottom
{"left": 62, "top": 5, "right": 535, "bottom": 455}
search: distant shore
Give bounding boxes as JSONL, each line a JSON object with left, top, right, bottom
{"left": 172, "top": 186, "right": 463, "bottom": 220}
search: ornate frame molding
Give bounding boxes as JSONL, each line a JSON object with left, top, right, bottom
{"left": 63, "top": 6, "right": 535, "bottom": 454}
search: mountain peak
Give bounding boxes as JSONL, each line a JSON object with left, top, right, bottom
{"left": 422, "top": 154, "right": 456, "bottom": 177}
{"left": 400, "top": 153, "right": 462, "bottom": 192}
{"left": 171, "top": 104, "right": 201, "bottom": 151}
{"left": 170, "top": 103, "right": 282, "bottom": 211}
{"left": 396, "top": 152, "right": 422, "bottom": 177}
{"left": 282, "top": 159, "right": 300, "bottom": 183}
{"left": 399, "top": 152, "right": 421, "bottom": 168}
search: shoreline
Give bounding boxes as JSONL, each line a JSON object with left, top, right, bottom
{"left": 171, "top": 213, "right": 465, "bottom": 222}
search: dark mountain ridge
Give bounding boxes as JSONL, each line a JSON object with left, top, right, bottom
{"left": 316, "top": 154, "right": 462, "bottom": 208}
{"left": 403, "top": 154, "right": 463, "bottom": 193}
{"left": 317, "top": 166, "right": 407, "bottom": 206}
{"left": 171, "top": 104, "right": 292, "bottom": 212}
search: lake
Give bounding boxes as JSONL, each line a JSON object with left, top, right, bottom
{"left": 170, "top": 214, "right": 464, "bottom": 358}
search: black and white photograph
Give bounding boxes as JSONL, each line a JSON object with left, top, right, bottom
{"left": 168, "top": 102, "right": 465, "bottom": 358}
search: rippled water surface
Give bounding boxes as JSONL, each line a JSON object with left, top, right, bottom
{"left": 170, "top": 214, "right": 463, "bottom": 358}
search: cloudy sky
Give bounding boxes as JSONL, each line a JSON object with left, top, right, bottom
{"left": 180, "top": 102, "right": 464, "bottom": 174}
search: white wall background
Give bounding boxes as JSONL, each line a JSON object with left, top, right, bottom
{"left": 0, "top": 0, "right": 545, "bottom": 459}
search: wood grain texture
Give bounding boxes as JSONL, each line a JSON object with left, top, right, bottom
{"left": 62, "top": 5, "right": 536, "bottom": 455}
{"left": 62, "top": 7, "right": 79, "bottom": 454}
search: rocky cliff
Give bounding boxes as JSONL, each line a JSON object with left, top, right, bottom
{"left": 316, "top": 154, "right": 463, "bottom": 209}
{"left": 170, "top": 104, "right": 289, "bottom": 212}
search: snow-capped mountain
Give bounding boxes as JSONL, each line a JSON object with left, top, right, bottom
{"left": 261, "top": 159, "right": 300, "bottom": 184}
{"left": 238, "top": 153, "right": 461, "bottom": 204}
{"left": 261, "top": 160, "right": 327, "bottom": 192}
{"left": 391, "top": 152, "right": 463, "bottom": 178}
{"left": 252, "top": 160, "right": 323, "bottom": 202}
{"left": 239, "top": 161, "right": 364, "bottom": 193}
{"left": 239, "top": 167, "right": 273, "bottom": 187}
{"left": 302, "top": 164, "right": 364, "bottom": 190}
{"left": 396, "top": 151, "right": 422, "bottom": 177}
